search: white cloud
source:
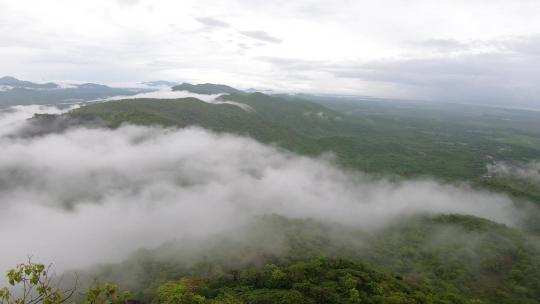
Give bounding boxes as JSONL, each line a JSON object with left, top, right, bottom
{"left": 103, "top": 88, "right": 224, "bottom": 102}
{"left": 101, "top": 88, "right": 254, "bottom": 111}
{"left": 0, "top": 105, "right": 532, "bottom": 273}
{"left": 1, "top": 0, "right": 540, "bottom": 104}
{"left": 0, "top": 105, "right": 78, "bottom": 137}
{"left": 488, "top": 161, "right": 540, "bottom": 183}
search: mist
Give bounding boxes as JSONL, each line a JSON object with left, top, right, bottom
{"left": 101, "top": 88, "right": 253, "bottom": 111}
{"left": 0, "top": 105, "right": 533, "bottom": 274}
{"left": 0, "top": 105, "right": 79, "bottom": 137}
{"left": 488, "top": 161, "right": 540, "bottom": 182}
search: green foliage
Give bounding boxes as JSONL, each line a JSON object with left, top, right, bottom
{"left": 155, "top": 258, "right": 475, "bottom": 304}
{"left": 0, "top": 260, "right": 71, "bottom": 304}
{"left": 47, "top": 92, "right": 540, "bottom": 303}
{"left": 84, "top": 284, "right": 130, "bottom": 304}
{"left": 0, "top": 260, "right": 129, "bottom": 304}
{"left": 156, "top": 278, "right": 207, "bottom": 304}
{"left": 480, "top": 175, "right": 540, "bottom": 204}
{"left": 67, "top": 93, "right": 540, "bottom": 189}
{"left": 365, "top": 215, "right": 540, "bottom": 303}
{"left": 85, "top": 215, "right": 540, "bottom": 304}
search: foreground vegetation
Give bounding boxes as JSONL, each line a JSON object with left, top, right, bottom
{"left": 73, "top": 214, "right": 540, "bottom": 304}
{"left": 4, "top": 215, "right": 539, "bottom": 303}
{"left": 154, "top": 258, "right": 474, "bottom": 304}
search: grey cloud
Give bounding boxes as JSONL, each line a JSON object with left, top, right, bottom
{"left": 414, "top": 38, "right": 470, "bottom": 51}
{"left": 332, "top": 52, "right": 540, "bottom": 105}
{"left": 240, "top": 30, "right": 282, "bottom": 43}
{"left": 196, "top": 17, "right": 231, "bottom": 28}
{"left": 259, "top": 35, "right": 540, "bottom": 107}
{"left": 498, "top": 35, "right": 540, "bottom": 56}
{"left": 0, "top": 105, "right": 532, "bottom": 273}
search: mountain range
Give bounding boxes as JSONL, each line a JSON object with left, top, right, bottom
{"left": 0, "top": 76, "right": 149, "bottom": 106}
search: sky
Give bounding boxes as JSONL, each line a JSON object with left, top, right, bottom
{"left": 1, "top": 0, "right": 540, "bottom": 106}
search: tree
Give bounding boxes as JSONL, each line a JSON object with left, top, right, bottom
{"left": 0, "top": 258, "right": 75, "bottom": 304}
{"left": 84, "top": 284, "right": 131, "bottom": 304}
{"left": 156, "top": 278, "right": 206, "bottom": 304}
{"left": 0, "top": 259, "right": 129, "bottom": 304}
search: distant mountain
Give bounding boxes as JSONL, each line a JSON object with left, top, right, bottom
{"left": 141, "top": 80, "right": 179, "bottom": 87}
{"left": 245, "top": 87, "right": 275, "bottom": 94}
{"left": 75, "top": 83, "right": 111, "bottom": 90}
{"left": 0, "top": 76, "right": 150, "bottom": 106}
{"left": 0, "top": 76, "right": 58, "bottom": 89}
{"left": 172, "top": 82, "right": 245, "bottom": 95}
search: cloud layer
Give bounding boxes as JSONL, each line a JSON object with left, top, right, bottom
{"left": 2, "top": 0, "right": 540, "bottom": 106}
{"left": 100, "top": 88, "right": 253, "bottom": 111}
{"left": 0, "top": 105, "right": 530, "bottom": 274}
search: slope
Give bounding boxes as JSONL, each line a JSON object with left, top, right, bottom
{"left": 81, "top": 214, "right": 540, "bottom": 303}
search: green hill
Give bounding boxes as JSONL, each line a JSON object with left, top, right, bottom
{"left": 67, "top": 93, "right": 540, "bottom": 183}
{"left": 30, "top": 93, "right": 540, "bottom": 303}
{"left": 81, "top": 214, "right": 540, "bottom": 303}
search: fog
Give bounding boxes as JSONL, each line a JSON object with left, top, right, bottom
{"left": 488, "top": 161, "right": 540, "bottom": 182}
{"left": 101, "top": 88, "right": 253, "bottom": 111}
{"left": 0, "top": 105, "right": 78, "bottom": 137}
{"left": 0, "top": 105, "right": 532, "bottom": 274}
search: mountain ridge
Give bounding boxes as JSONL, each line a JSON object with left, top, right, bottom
{"left": 0, "top": 76, "right": 59, "bottom": 89}
{"left": 172, "top": 82, "right": 245, "bottom": 95}
{"left": 0, "top": 76, "right": 150, "bottom": 106}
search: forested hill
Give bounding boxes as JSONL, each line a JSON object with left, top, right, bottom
{"left": 13, "top": 90, "right": 540, "bottom": 303}
{"left": 80, "top": 214, "right": 540, "bottom": 303}
{"left": 65, "top": 92, "right": 540, "bottom": 188}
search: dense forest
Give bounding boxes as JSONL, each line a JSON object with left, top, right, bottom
{"left": 3, "top": 214, "right": 539, "bottom": 303}
{"left": 3, "top": 91, "right": 540, "bottom": 304}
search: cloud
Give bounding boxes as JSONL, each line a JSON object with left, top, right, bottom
{"left": 259, "top": 38, "right": 540, "bottom": 107}
{"left": 331, "top": 51, "right": 540, "bottom": 106}
{"left": 0, "top": 105, "right": 79, "bottom": 137}
{"left": 239, "top": 30, "right": 282, "bottom": 43}
{"left": 413, "top": 38, "right": 471, "bottom": 51}
{"left": 100, "top": 88, "right": 254, "bottom": 111}
{"left": 488, "top": 161, "right": 540, "bottom": 183}
{"left": 3, "top": 0, "right": 540, "bottom": 105}
{"left": 0, "top": 105, "right": 532, "bottom": 274}
{"left": 117, "top": 0, "right": 140, "bottom": 6}
{"left": 196, "top": 17, "right": 230, "bottom": 28}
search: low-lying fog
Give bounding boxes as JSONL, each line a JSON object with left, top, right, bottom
{"left": 100, "top": 88, "right": 253, "bottom": 111}
{"left": 0, "top": 105, "right": 533, "bottom": 273}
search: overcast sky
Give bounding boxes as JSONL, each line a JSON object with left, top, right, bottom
{"left": 1, "top": 0, "right": 540, "bottom": 106}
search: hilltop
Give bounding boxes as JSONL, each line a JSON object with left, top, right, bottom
{"left": 172, "top": 82, "right": 245, "bottom": 95}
